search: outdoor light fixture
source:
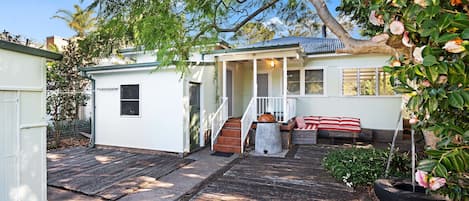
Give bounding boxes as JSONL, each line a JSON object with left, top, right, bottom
{"left": 270, "top": 58, "right": 275, "bottom": 68}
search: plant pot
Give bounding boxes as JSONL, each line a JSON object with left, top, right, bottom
{"left": 374, "top": 179, "right": 448, "bottom": 201}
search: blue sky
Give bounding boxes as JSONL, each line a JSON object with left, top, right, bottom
{"left": 0, "top": 0, "right": 343, "bottom": 44}
{"left": 0, "top": 0, "right": 92, "bottom": 43}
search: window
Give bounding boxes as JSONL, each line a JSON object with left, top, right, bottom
{"left": 120, "top": 84, "right": 139, "bottom": 116}
{"left": 287, "top": 70, "right": 300, "bottom": 95}
{"left": 305, "top": 69, "right": 324, "bottom": 95}
{"left": 342, "top": 68, "right": 394, "bottom": 96}
{"left": 287, "top": 68, "right": 325, "bottom": 96}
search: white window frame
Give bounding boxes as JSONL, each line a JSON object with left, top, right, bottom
{"left": 286, "top": 66, "right": 326, "bottom": 97}
{"left": 120, "top": 84, "right": 141, "bottom": 117}
{"left": 340, "top": 67, "right": 396, "bottom": 97}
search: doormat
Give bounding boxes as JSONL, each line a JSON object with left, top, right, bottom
{"left": 211, "top": 152, "right": 234, "bottom": 157}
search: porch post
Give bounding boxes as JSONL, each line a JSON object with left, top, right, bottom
{"left": 283, "top": 57, "right": 288, "bottom": 122}
{"left": 222, "top": 60, "right": 227, "bottom": 99}
{"left": 253, "top": 59, "right": 257, "bottom": 98}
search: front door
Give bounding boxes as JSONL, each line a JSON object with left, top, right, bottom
{"left": 189, "top": 83, "right": 201, "bottom": 151}
{"left": 226, "top": 70, "right": 233, "bottom": 117}
{"left": 257, "top": 74, "right": 269, "bottom": 97}
{"left": 257, "top": 73, "right": 269, "bottom": 116}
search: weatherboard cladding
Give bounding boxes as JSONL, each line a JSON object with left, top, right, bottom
{"left": 242, "top": 37, "right": 344, "bottom": 55}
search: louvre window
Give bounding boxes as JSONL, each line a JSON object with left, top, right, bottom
{"left": 342, "top": 68, "right": 393, "bottom": 96}
{"left": 120, "top": 84, "right": 139, "bottom": 116}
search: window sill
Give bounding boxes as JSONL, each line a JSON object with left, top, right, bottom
{"left": 120, "top": 115, "right": 142, "bottom": 118}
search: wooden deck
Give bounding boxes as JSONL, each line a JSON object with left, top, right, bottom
{"left": 190, "top": 145, "right": 369, "bottom": 201}
{"left": 47, "top": 147, "right": 193, "bottom": 200}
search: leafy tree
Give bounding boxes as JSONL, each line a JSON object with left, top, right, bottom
{"left": 47, "top": 40, "right": 90, "bottom": 148}
{"left": 231, "top": 22, "right": 276, "bottom": 45}
{"left": 53, "top": 4, "right": 96, "bottom": 37}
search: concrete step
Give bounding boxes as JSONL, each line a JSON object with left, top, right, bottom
{"left": 221, "top": 128, "right": 241, "bottom": 137}
{"left": 213, "top": 144, "right": 241, "bottom": 153}
{"left": 217, "top": 136, "right": 241, "bottom": 146}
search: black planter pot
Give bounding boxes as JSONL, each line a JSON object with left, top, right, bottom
{"left": 374, "top": 179, "right": 448, "bottom": 201}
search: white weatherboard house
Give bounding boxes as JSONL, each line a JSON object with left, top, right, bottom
{"left": 0, "top": 40, "right": 62, "bottom": 201}
{"left": 82, "top": 37, "right": 401, "bottom": 155}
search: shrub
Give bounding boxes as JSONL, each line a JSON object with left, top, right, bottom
{"left": 322, "top": 148, "right": 410, "bottom": 188}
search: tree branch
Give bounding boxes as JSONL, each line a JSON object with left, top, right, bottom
{"left": 213, "top": 0, "right": 280, "bottom": 32}
{"left": 309, "top": 0, "right": 397, "bottom": 55}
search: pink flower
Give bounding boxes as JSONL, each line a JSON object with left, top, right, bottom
{"left": 416, "top": 170, "right": 429, "bottom": 188}
{"left": 413, "top": 46, "right": 425, "bottom": 64}
{"left": 443, "top": 38, "right": 466, "bottom": 53}
{"left": 438, "top": 75, "right": 448, "bottom": 84}
{"left": 409, "top": 117, "right": 419, "bottom": 125}
{"left": 414, "top": 0, "right": 427, "bottom": 7}
{"left": 422, "top": 80, "right": 431, "bottom": 87}
{"left": 369, "top": 10, "right": 384, "bottom": 26}
{"left": 429, "top": 177, "right": 446, "bottom": 191}
{"left": 402, "top": 31, "right": 414, "bottom": 47}
{"left": 390, "top": 20, "right": 405, "bottom": 35}
{"left": 391, "top": 60, "right": 401, "bottom": 67}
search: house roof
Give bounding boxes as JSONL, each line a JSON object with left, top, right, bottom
{"left": 80, "top": 62, "right": 160, "bottom": 73}
{"left": 0, "top": 40, "right": 62, "bottom": 60}
{"left": 242, "top": 37, "right": 344, "bottom": 55}
{"left": 209, "top": 43, "right": 301, "bottom": 55}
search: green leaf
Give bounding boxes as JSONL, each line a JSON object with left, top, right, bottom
{"left": 408, "top": 95, "right": 422, "bottom": 111}
{"left": 462, "top": 28, "right": 469, "bottom": 39}
{"left": 461, "top": 91, "right": 469, "bottom": 107}
{"left": 394, "top": 86, "right": 415, "bottom": 94}
{"left": 423, "top": 55, "right": 438, "bottom": 67}
{"left": 448, "top": 92, "right": 464, "bottom": 109}
{"left": 428, "top": 97, "right": 438, "bottom": 112}
{"left": 436, "top": 33, "right": 459, "bottom": 43}
{"left": 434, "top": 163, "right": 448, "bottom": 177}
{"left": 425, "top": 65, "right": 439, "bottom": 82}
{"left": 418, "top": 159, "right": 437, "bottom": 172}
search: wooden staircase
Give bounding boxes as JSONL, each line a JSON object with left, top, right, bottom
{"left": 213, "top": 118, "right": 242, "bottom": 153}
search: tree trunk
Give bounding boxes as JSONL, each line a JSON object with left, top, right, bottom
{"left": 422, "top": 129, "right": 439, "bottom": 149}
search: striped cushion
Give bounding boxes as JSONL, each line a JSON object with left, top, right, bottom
{"left": 339, "top": 121, "right": 360, "bottom": 127}
{"left": 319, "top": 120, "right": 340, "bottom": 125}
{"left": 320, "top": 116, "right": 341, "bottom": 121}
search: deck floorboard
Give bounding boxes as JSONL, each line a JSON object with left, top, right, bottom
{"left": 47, "top": 147, "right": 193, "bottom": 200}
{"left": 190, "top": 145, "right": 367, "bottom": 201}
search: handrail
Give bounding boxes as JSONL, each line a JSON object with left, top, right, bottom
{"left": 210, "top": 97, "right": 228, "bottom": 151}
{"left": 240, "top": 97, "right": 256, "bottom": 154}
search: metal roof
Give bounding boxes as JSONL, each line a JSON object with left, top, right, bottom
{"left": 0, "top": 40, "right": 62, "bottom": 60}
{"left": 241, "top": 37, "right": 344, "bottom": 55}
{"left": 80, "top": 62, "right": 160, "bottom": 72}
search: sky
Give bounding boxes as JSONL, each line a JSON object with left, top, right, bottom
{"left": 0, "top": 0, "right": 93, "bottom": 43}
{"left": 0, "top": 0, "right": 344, "bottom": 44}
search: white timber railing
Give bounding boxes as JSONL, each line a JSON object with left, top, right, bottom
{"left": 286, "top": 98, "right": 297, "bottom": 121}
{"left": 256, "top": 97, "right": 297, "bottom": 122}
{"left": 240, "top": 98, "right": 256, "bottom": 154}
{"left": 210, "top": 97, "right": 228, "bottom": 151}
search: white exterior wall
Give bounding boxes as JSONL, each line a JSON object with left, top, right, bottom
{"left": 295, "top": 54, "right": 402, "bottom": 130}
{"left": 92, "top": 69, "right": 185, "bottom": 153}
{"left": 183, "top": 65, "right": 217, "bottom": 151}
{"left": 0, "top": 49, "right": 47, "bottom": 201}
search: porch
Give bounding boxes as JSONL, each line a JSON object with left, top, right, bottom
{"left": 210, "top": 45, "right": 303, "bottom": 153}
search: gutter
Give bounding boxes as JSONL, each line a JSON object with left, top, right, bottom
{"left": 80, "top": 71, "right": 96, "bottom": 148}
